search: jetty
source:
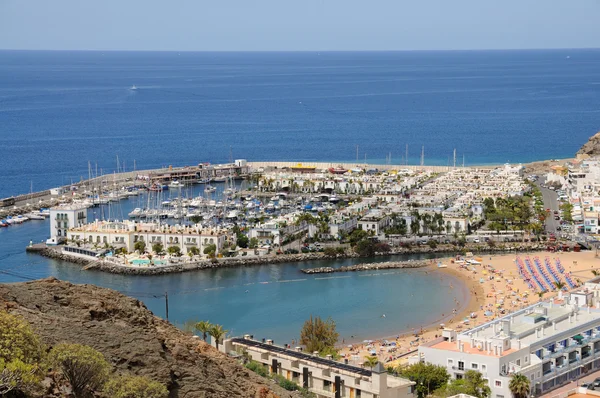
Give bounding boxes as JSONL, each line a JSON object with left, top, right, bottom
{"left": 301, "top": 260, "right": 430, "bottom": 274}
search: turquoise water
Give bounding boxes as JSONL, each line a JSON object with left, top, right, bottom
{"left": 129, "top": 259, "right": 165, "bottom": 265}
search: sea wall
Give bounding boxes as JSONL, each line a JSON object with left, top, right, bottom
{"left": 27, "top": 242, "right": 548, "bottom": 275}
{"left": 301, "top": 260, "right": 429, "bottom": 274}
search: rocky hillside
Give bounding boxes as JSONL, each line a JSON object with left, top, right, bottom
{"left": 577, "top": 131, "right": 600, "bottom": 158}
{"left": 0, "top": 278, "right": 293, "bottom": 398}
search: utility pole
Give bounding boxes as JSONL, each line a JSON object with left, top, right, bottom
{"left": 356, "top": 145, "right": 359, "bottom": 163}
{"left": 165, "top": 291, "right": 169, "bottom": 321}
{"left": 405, "top": 144, "right": 408, "bottom": 166}
{"left": 420, "top": 146, "right": 424, "bottom": 167}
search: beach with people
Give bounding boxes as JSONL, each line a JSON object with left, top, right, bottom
{"left": 339, "top": 250, "right": 600, "bottom": 368}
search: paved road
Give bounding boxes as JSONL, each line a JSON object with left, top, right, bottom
{"left": 536, "top": 179, "right": 561, "bottom": 234}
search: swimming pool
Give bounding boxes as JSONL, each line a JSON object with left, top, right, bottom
{"left": 129, "top": 259, "right": 165, "bottom": 266}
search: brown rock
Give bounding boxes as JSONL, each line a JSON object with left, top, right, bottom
{"left": 0, "top": 278, "right": 294, "bottom": 398}
{"left": 577, "top": 131, "right": 600, "bottom": 158}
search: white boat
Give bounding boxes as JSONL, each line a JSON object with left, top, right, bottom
{"left": 169, "top": 180, "right": 182, "bottom": 189}
{"left": 130, "top": 85, "right": 137, "bottom": 90}
{"left": 25, "top": 213, "right": 45, "bottom": 220}
{"left": 205, "top": 185, "right": 216, "bottom": 193}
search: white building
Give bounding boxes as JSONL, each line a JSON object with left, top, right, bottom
{"left": 419, "top": 297, "right": 600, "bottom": 398}
{"left": 357, "top": 212, "right": 391, "bottom": 236}
{"left": 47, "top": 204, "right": 88, "bottom": 245}
{"left": 66, "top": 220, "right": 228, "bottom": 254}
{"left": 222, "top": 336, "right": 415, "bottom": 398}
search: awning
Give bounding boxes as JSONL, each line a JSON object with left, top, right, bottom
{"left": 573, "top": 334, "right": 584, "bottom": 341}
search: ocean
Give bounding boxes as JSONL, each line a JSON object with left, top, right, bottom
{"left": 0, "top": 49, "right": 598, "bottom": 342}
{"left": 1, "top": 49, "right": 600, "bottom": 197}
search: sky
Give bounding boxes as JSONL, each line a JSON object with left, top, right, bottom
{"left": 1, "top": 0, "right": 599, "bottom": 51}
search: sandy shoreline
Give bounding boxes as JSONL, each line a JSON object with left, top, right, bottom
{"left": 338, "top": 250, "right": 600, "bottom": 368}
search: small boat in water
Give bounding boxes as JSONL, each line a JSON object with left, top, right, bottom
{"left": 130, "top": 85, "right": 137, "bottom": 90}
{"left": 205, "top": 185, "right": 216, "bottom": 193}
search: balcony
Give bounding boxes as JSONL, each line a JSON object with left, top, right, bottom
{"left": 184, "top": 241, "right": 197, "bottom": 246}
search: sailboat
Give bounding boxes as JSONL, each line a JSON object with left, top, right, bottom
{"left": 130, "top": 85, "right": 137, "bottom": 90}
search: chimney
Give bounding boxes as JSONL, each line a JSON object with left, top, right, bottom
{"left": 536, "top": 328, "right": 541, "bottom": 338}
{"left": 456, "top": 339, "right": 461, "bottom": 349}
{"left": 460, "top": 342, "right": 464, "bottom": 352}
{"left": 575, "top": 312, "right": 579, "bottom": 322}
{"left": 517, "top": 340, "right": 521, "bottom": 349}
{"left": 494, "top": 346, "right": 499, "bottom": 356}
{"left": 569, "top": 314, "right": 573, "bottom": 323}
{"left": 553, "top": 321, "right": 557, "bottom": 330}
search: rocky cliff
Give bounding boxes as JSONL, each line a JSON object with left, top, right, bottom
{"left": 0, "top": 278, "right": 293, "bottom": 398}
{"left": 577, "top": 131, "right": 600, "bottom": 158}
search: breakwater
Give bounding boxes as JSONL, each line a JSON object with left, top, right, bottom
{"left": 27, "top": 242, "right": 548, "bottom": 275}
{"left": 301, "top": 260, "right": 430, "bottom": 274}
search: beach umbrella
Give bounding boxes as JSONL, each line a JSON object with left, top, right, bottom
{"left": 390, "top": 342, "right": 397, "bottom": 346}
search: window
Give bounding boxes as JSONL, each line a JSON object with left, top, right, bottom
{"left": 448, "top": 359, "right": 454, "bottom": 366}
{"left": 323, "top": 380, "right": 331, "bottom": 391}
{"left": 516, "top": 359, "right": 521, "bottom": 366}
{"left": 472, "top": 363, "right": 478, "bottom": 370}
{"left": 525, "top": 356, "right": 528, "bottom": 363}
{"left": 456, "top": 374, "right": 463, "bottom": 380}
{"left": 458, "top": 361, "right": 464, "bottom": 370}
{"left": 482, "top": 365, "right": 487, "bottom": 372}
{"left": 495, "top": 380, "right": 502, "bottom": 387}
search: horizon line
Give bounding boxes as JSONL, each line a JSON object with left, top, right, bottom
{"left": 1, "top": 47, "right": 599, "bottom": 53}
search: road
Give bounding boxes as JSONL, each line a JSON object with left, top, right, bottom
{"left": 536, "top": 179, "right": 561, "bottom": 234}
{"left": 541, "top": 367, "right": 600, "bottom": 397}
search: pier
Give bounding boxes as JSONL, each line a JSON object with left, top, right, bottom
{"left": 301, "top": 260, "right": 430, "bottom": 274}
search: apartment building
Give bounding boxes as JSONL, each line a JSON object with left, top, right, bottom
{"left": 222, "top": 337, "right": 415, "bottom": 398}
{"left": 419, "top": 297, "right": 600, "bottom": 398}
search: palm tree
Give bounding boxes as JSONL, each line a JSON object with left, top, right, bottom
{"left": 363, "top": 355, "right": 379, "bottom": 369}
{"left": 592, "top": 269, "right": 599, "bottom": 277}
{"left": 537, "top": 291, "right": 545, "bottom": 302}
{"left": 508, "top": 373, "right": 530, "bottom": 398}
{"left": 553, "top": 281, "right": 565, "bottom": 291}
{"left": 209, "top": 324, "right": 228, "bottom": 350}
{"left": 195, "top": 320, "right": 212, "bottom": 342}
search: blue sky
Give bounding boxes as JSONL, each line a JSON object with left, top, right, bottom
{"left": 1, "top": 0, "right": 598, "bottom": 51}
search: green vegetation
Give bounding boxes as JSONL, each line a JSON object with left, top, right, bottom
{"left": 104, "top": 375, "right": 168, "bottom": 398}
{"left": 0, "top": 311, "right": 44, "bottom": 396}
{"left": 248, "top": 237, "right": 259, "bottom": 249}
{"left": 151, "top": 243, "right": 164, "bottom": 254}
{"left": 384, "top": 214, "right": 408, "bottom": 235}
{"left": 300, "top": 315, "right": 339, "bottom": 354}
{"left": 187, "top": 246, "right": 200, "bottom": 256}
{"left": 49, "top": 343, "right": 110, "bottom": 398}
{"left": 209, "top": 324, "right": 228, "bottom": 350}
{"left": 348, "top": 228, "right": 369, "bottom": 245}
{"left": 363, "top": 356, "right": 379, "bottom": 368}
{"left": 440, "top": 370, "right": 490, "bottom": 398}
{"left": 194, "top": 320, "right": 212, "bottom": 341}
{"left": 508, "top": 373, "right": 531, "bottom": 398}
{"left": 354, "top": 239, "right": 375, "bottom": 256}
{"left": 273, "top": 374, "right": 299, "bottom": 391}
{"left": 399, "top": 362, "right": 450, "bottom": 398}
{"left": 189, "top": 215, "right": 203, "bottom": 224}
{"left": 483, "top": 196, "right": 534, "bottom": 234}
{"left": 203, "top": 244, "right": 217, "bottom": 257}
{"left": 560, "top": 202, "right": 573, "bottom": 222}
{"left": 167, "top": 245, "right": 181, "bottom": 256}
{"left": 245, "top": 360, "right": 268, "bottom": 377}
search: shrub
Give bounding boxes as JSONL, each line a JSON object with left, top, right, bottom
{"left": 0, "top": 311, "right": 44, "bottom": 365}
{"left": 104, "top": 375, "right": 168, "bottom": 398}
{"left": 245, "top": 360, "right": 268, "bottom": 377}
{"left": 273, "top": 374, "right": 299, "bottom": 391}
{"left": 323, "top": 247, "right": 337, "bottom": 257}
{"left": 49, "top": 343, "right": 110, "bottom": 398}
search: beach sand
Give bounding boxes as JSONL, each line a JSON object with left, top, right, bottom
{"left": 339, "top": 250, "right": 600, "bottom": 369}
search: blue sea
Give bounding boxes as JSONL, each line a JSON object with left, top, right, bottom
{"left": 0, "top": 49, "right": 599, "bottom": 343}
{"left": 1, "top": 49, "right": 600, "bottom": 198}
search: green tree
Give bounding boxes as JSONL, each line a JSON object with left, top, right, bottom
{"left": 209, "top": 324, "right": 228, "bottom": 350}
{"left": 49, "top": 343, "right": 110, "bottom": 398}
{"left": 133, "top": 241, "right": 146, "bottom": 253}
{"left": 428, "top": 239, "right": 438, "bottom": 249}
{"left": 348, "top": 229, "right": 369, "bottom": 246}
{"left": 187, "top": 246, "right": 200, "bottom": 256}
{"left": 248, "top": 237, "right": 259, "bottom": 249}
{"left": 553, "top": 281, "right": 565, "bottom": 291}
{"left": 104, "top": 375, "right": 168, "bottom": 398}
{"left": 443, "top": 370, "right": 490, "bottom": 398}
{"left": 508, "top": 373, "right": 530, "bottom": 398}
{"left": 363, "top": 356, "right": 379, "bottom": 369}
{"left": 203, "top": 244, "right": 217, "bottom": 257}
{"left": 300, "top": 315, "right": 339, "bottom": 354}
{"left": 400, "top": 362, "right": 450, "bottom": 398}
{"left": 194, "top": 321, "right": 212, "bottom": 342}
{"left": 354, "top": 239, "right": 375, "bottom": 257}
{"left": 0, "top": 311, "right": 44, "bottom": 366}
{"left": 190, "top": 215, "right": 203, "bottom": 224}
{"left": 167, "top": 246, "right": 181, "bottom": 256}
{"left": 152, "top": 243, "right": 163, "bottom": 254}
{"left": 236, "top": 234, "right": 249, "bottom": 249}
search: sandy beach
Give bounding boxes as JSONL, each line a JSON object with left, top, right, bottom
{"left": 339, "top": 250, "right": 600, "bottom": 369}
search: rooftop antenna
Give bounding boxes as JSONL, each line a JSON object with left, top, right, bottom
{"left": 463, "top": 154, "right": 465, "bottom": 168}
{"left": 420, "top": 146, "right": 424, "bottom": 167}
{"left": 356, "top": 145, "right": 359, "bottom": 163}
{"left": 405, "top": 144, "right": 408, "bottom": 166}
